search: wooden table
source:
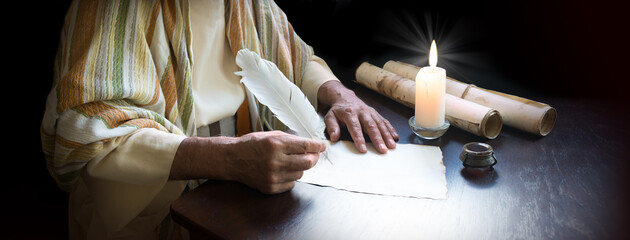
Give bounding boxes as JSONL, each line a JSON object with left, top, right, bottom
{"left": 171, "top": 86, "right": 630, "bottom": 239}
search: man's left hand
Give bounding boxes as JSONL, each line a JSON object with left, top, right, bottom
{"left": 318, "top": 81, "right": 398, "bottom": 153}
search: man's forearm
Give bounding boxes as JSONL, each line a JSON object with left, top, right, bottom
{"left": 169, "top": 131, "right": 325, "bottom": 194}
{"left": 317, "top": 80, "right": 357, "bottom": 108}
{"left": 169, "top": 136, "right": 235, "bottom": 181}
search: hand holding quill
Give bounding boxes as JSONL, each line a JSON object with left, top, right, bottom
{"left": 235, "top": 48, "right": 331, "bottom": 163}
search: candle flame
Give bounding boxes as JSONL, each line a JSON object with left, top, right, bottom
{"left": 429, "top": 40, "right": 438, "bottom": 67}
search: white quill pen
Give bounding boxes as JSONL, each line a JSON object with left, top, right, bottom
{"left": 234, "top": 48, "right": 330, "bottom": 162}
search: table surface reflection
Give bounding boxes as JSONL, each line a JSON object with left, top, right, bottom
{"left": 171, "top": 85, "right": 629, "bottom": 239}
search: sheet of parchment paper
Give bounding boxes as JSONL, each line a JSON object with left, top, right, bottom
{"left": 299, "top": 141, "right": 447, "bottom": 199}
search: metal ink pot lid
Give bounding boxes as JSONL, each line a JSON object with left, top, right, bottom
{"left": 459, "top": 142, "right": 497, "bottom": 168}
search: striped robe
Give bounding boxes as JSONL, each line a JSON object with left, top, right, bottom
{"left": 41, "top": 0, "right": 314, "bottom": 192}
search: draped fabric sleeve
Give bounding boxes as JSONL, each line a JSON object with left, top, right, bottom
{"left": 302, "top": 55, "right": 341, "bottom": 110}
{"left": 68, "top": 128, "right": 186, "bottom": 237}
{"left": 225, "top": 0, "right": 319, "bottom": 132}
{"left": 41, "top": 0, "right": 196, "bottom": 192}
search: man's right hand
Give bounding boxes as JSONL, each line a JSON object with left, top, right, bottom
{"left": 170, "top": 131, "right": 326, "bottom": 194}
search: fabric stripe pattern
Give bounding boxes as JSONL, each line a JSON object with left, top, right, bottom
{"left": 41, "top": 0, "right": 314, "bottom": 191}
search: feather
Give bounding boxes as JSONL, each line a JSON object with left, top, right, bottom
{"left": 235, "top": 48, "right": 328, "bottom": 146}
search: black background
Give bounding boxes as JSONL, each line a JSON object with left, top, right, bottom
{"left": 277, "top": 0, "right": 629, "bottom": 100}
{"left": 6, "top": 0, "right": 628, "bottom": 239}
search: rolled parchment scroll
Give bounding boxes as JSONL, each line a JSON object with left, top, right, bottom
{"left": 383, "top": 61, "right": 557, "bottom": 136}
{"left": 355, "top": 62, "right": 503, "bottom": 139}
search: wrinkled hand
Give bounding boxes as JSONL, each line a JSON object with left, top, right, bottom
{"left": 319, "top": 81, "right": 398, "bottom": 153}
{"left": 171, "top": 131, "right": 326, "bottom": 194}
{"left": 227, "top": 131, "right": 326, "bottom": 194}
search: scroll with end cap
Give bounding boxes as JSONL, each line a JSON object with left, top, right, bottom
{"left": 355, "top": 62, "right": 503, "bottom": 139}
{"left": 382, "top": 61, "right": 556, "bottom": 136}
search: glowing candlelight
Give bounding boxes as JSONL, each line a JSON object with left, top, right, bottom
{"left": 414, "top": 40, "right": 446, "bottom": 128}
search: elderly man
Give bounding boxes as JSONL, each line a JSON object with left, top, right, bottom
{"left": 41, "top": 0, "right": 398, "bottom": 239}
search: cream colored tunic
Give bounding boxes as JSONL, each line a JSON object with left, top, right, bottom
{"left": 68, "top": 0, "right": 339, "bottom": 239}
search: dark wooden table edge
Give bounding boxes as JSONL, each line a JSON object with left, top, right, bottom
{"left": 171, "top": 204, "right": 224, "bottom": 240}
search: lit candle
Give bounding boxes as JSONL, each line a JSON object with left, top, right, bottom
{"left": 415, "top": 40, "right": 446, "bottom": 128}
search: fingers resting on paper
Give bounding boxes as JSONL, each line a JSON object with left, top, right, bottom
{"left": 318, "top": 81, "right": 398, "bottom": 154}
